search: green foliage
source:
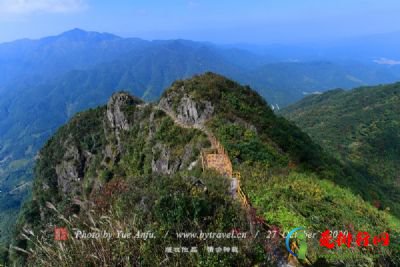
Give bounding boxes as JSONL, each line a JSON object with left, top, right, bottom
{"left": 281, "top": 83, "right": 400, "bottom": 216}
{"left": 164, "top": 73, "right": 327, "bottom": 170}
{"left": 33, "top": 106, "right": 107, "bottom": 206}
{"left": 155, "top": 115, "right": 200, "bottom": 147}
{"left": 243, "top": 170, "right": 400, "bottom": 264}
{"left": 246, "top": 172, "right": 398, "bottom": 232}
{"left": 208, "top": 116, "right": 286, "bottom": 165}
{"left": 19, "top": 173, "right": 259, "bottom": 266}
{"left": 9, "top": 74, "right": 400, "bottom": 266}
{"left": 100, "top": 169, "right": 114, "bottom": 183}
{"left": 2, "top": 37, "right": 400, "bottom": 253}
{"left": 158, "top": 73, "right": 400, "bottom": 265}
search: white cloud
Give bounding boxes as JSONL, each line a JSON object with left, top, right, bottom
{"left": 0, "top": 0, "right": 87, "bottom": 15}
{"left": 373, "top": 57, "right": 400, "bottom": 65}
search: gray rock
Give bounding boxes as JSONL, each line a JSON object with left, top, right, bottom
{"left": 159, "top": 90, "right": 214, "bottom": 127}
{"left": 151, "top": 143, "right": 172, "bottom": 175}
{"left": 55, "top": 144, "right": 83, "bottom": 195}
{"left": 106, "top": 92, "right": 142, "bottom": 155}
{"left": 107, "top": 92, "right": 139, "bottom": 131}
{"left": 176, "top": 95, "right": 214, "bottom": 126}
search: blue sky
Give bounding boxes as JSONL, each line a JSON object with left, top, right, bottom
{"left": 0, "top": 0, "right": 399, "bottom": 43}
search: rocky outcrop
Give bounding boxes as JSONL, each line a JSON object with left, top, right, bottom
{"left": 106, "top": 92, "right": 142, "bottom": 131}
{"left": 151, "top": 142, "right": 200, "bottom": 175}
{"left": 159, "top": 89, "right": 214, "bottom": 127}
{"left": 106, "top": 92, "right": 143, "bottom": 157}
{"left": 176, "top": 95, "right": 214, "bottom": 125}
{"left": 151, "top": 143, "right": 172, "bottom": 175}
{"left": 55, "top": 143, "right": 86, "bottom": 195}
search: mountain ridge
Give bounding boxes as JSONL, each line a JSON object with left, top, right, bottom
{"left": 2, "top": 29, "right": 400, "bottom": 255}
{"left": 8, "top": 73, "right": 399, "bottom": 266}
{"left": 281, "top": 82, "right": 400, "bottom": 216}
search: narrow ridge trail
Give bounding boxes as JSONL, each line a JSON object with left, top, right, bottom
{"left": 154, "top": 105, "right": 244, "bottom": 202}
{"left": 155, "top": 105, "right": 299, "bottom": 266}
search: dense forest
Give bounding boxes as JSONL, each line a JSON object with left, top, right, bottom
{"left": 281, "top": 83, "right": 400, "bottom": 217}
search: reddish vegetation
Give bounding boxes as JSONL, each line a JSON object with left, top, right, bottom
{"left": 373, "top": 200, "right": 381, "bottom": 209}
{"left": 288, "top": 161, "right": 297, "bottom": 169}
{"left": 92, "top": 178, "right": 128, "bottom": 211}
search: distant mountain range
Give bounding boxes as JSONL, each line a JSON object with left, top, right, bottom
{"left": 1, "top": 28, "right": 400, "bottom": 245}
{"left": 2, "top": 29, "right": 400, "bottom": 103}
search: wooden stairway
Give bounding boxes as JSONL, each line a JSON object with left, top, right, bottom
{"left": 155, "top": 105, "right": 269, "bottom": 214}
{"left": 155, "top": 105, "right": 301, "bottom": 265}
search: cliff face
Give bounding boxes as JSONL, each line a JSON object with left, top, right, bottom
{"left": 44, "top": 91, "right": 206, "bottom": 197}
{"left": 159, "top": 88, "right": 214, "bottom": 127}
{"left": 11, "top": 73, "right": 400, "bottom": 266}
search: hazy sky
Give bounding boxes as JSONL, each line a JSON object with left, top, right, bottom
{"left": 0, "top": 0, "right": 399, "bottom": 43}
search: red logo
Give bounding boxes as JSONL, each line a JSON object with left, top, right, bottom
{"left": 320, "top": 230, "right": 389, "bottom": 249}
{"left": 54, "top": 227, "right": 69, "bottom": 241}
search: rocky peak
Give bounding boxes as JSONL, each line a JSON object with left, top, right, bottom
{"left": 106, "top": 92, "right": 142, "bottom": 131}
{"left": 158, "top": 88, "right": 214, "bottom": 127}
{"left": 55, "top": 143, "right": 86, "bottom": 196}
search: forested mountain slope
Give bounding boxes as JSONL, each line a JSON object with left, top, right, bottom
{"left": 281, "top": 82, "right": 400, "bottom": 216}
{"left": 8, "top": 74, "right": 399, "bottom": 266}
{"left": 2, "top": 29, "right": 400, "bottom": 252}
